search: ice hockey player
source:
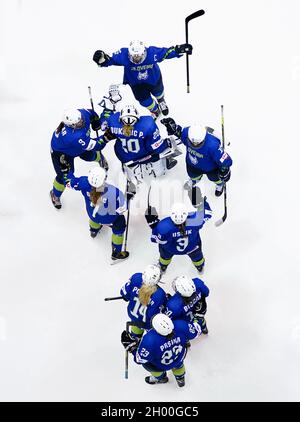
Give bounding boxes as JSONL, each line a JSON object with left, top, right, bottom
{"left": 161, "top": 118, "right": 233, "bottom": 197}
{"left": 120, "top": 264, "right": 167, "bottom": 338}
{"left": 121, "top": 313, "right": 203, "bottom": 387}
{"left": 99, "top": 104, "right": 178, "bottom": 199}
{"left": 166, "top": 275, "right": 209, "bottom": 335}
{"left": 50, "top": 108, "right": 108, "bottom": 209}
{"left": 67, "top": 167, "right": 129, "bottom": 262}
{"left": 145, "top": 202, "right": 212, "bottom": 273}
{"left": 93, "top": 40, "right": 193, "bottom": 118}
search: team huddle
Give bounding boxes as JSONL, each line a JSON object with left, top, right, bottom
{"left": 49, "top": 39, "right": 233, "bottom": 387}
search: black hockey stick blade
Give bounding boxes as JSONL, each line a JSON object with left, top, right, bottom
{"left": 186, "top": 9, "right": 205, "bottom": 24}
{"left": 215, "top": 187, "right": 227, "bottom": 227}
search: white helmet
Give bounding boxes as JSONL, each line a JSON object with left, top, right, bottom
{"left": 152, "top": 314, "right": 174, "bottom": 336}
{"left": 142, "top": 264, "right": 161, "bottom": 286}
{"left": 170, "top": 203, "right": 189, "bottom": 225}
{"left": 128, "top": 40, "right": 147, "bottom": 64}
{"left": 188, "top": 125, "right": 207, "bottom": 146}
{"left": 120, "top": 104, "right": 139, "bottom": 125}
{"left": 62, "top": 109, "right": 82, "bottom": 128}
{"left": 173, "top": 275, "right": 196, "bottom": 297}
{"left": 88, "top": 167, "right": 106, "bottom": 188}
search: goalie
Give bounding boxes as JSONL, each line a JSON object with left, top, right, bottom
{"left": 98, "top": 101, "right": 180, "bottom": 199}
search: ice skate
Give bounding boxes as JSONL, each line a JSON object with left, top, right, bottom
{"left": 90, "top": 225, "right": 103, "bottom": 238}
{"left": 158, "top": 98, "right": 169, "bottom": 116}
{"left": 50, "top": 190, "right": 62, "bottom": 209}
{"left": 111, "top": 250, "right": 130, "bottom": 265}
{"left": 175, "top": 375, "right": 185, "bottom": 388}
{"left": 145, "top": 375, "right": 169, "bottom": 385}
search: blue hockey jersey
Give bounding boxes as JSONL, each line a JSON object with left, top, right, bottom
{"left": 51, "top": 109, "right": 104, "bottom": 157}
{"left": 165, "top": 278, "right": 210, "bottom": 322}
{"left": 120, "top": 273, "right": 167, "bottom": 329}
{"left": 102, "top": 112, "right": 168, "bottom": 164}
{"left": 69, "top": 176, "right": 126, "bottom": 224}
{"left": 134, "top": 319, "right": 201, "bottom": 371}
{"left": 151, "top": 203, "right": 212, "bottom": 255}
{"left": 101, "top": 46, "right": 181, "bottom": 86}
{"left": 181, "top": 128, "right": 233, "bottom": 172}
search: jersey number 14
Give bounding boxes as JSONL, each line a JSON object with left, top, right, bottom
{"left": 130, "top": 297, "right": 147, "bottom": 322}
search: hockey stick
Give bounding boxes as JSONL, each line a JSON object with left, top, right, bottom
{"left": 88, "top": 86, "right": 105, "bottom": 169}
{"left": 104, "top": 296, "right": 123, "bottom": 301}
{"left": 125, "top": 320, "right": 145, "bottom": 380}
{"left": 185, "top": 9, "right": 205, "bottom": 93}
{"left": 147, "top": 184, "right": 152, "bottom": 214}
{"left": 123, "top": 180, "right": 131, "bottom": 253}
{"left": 215, "top": 105, "right": 228, "bottom": 227}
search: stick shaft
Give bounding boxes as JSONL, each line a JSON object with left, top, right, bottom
{"left": 185, "top": 10, "right": 205, "bottom": 93}
{"left": 88, "top": 86, "right": 104, "bottom": 167}
{"left": 104, "top": 296, "right": 123, "bottom": 301}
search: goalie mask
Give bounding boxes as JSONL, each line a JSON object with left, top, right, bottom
{"left": 128, "top": 40, "right": 147, "bottom": 64}
{"left": 120, "top": 105, "right": 139, "bottom": 136}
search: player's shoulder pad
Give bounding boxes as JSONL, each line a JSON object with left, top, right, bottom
{"left": 140, "top": 115, "right": 157, "bottom": 132}
{"left": 156, "top": 217, "right": 174, "bottom": 235}
{"left": 108, "top": 111, "right": 121, "bottom": 125}
{"left": 131, "top": 272, "right": 143, "bottom": 286}
{"left": 206, "top": 132, "right": 221, "bottom": 149}
{"left": 173, "top": 319, "right": 189, "bottom": 333}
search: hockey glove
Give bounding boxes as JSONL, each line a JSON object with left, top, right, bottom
{"left": 59, "top": 155, "right": 71, "bottom": 175}
{"left": 161, "top": 118, "right": 182, "bottom": 138}
{"left": 193, "top": 297, "right": 207, "bottom": 318}
{"left": 218, "top": 167, "right": 231, "bottom": 183}
{"left": 91, "top": 117, "right": 101, "bottom": 131}
{"left": 145, "top": 206, "right": 159, "bottom": 229}
{"left": 121, "top": 330, "right": 139, "bottom": 353}
{"left": 175, "top": 43, "right": 193, "bottom": 55}
{"left": 101, "top": 128, "right": 117, "bottom": 144}
{"left": 93, "top": 50, "right": 111, "bottom": 66}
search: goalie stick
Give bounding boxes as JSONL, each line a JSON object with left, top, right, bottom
{"left": 185, "top": 9, "right": 205, "bottom": 93}
{"left": 215, "top": 105, "right": 228, "bottom": 227}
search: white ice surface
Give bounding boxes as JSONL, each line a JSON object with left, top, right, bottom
{"left": 0, "top": 0, "right": 300, "bottom": 402}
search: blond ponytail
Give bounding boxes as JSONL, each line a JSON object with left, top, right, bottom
{"left": 138, "top": 284, "right": 157, "bottom": 306}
